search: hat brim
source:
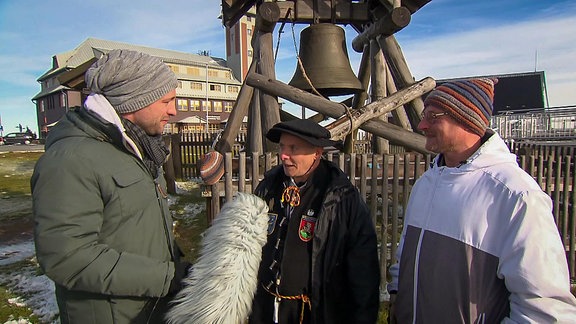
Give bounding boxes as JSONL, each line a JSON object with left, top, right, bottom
{"left": 266, "top": 127, "right": 341, "bottom": 149}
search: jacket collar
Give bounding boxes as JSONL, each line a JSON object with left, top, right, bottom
{"left": 84, "top": 93, "right": 142, "bottom": 160}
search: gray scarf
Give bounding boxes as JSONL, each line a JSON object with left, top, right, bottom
{"left": 121, "top": 119, "right": 169, "bottom": 178}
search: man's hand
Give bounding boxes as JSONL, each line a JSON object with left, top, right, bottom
{"left": 169, "top": 260, "right": 191, "bottom": 294}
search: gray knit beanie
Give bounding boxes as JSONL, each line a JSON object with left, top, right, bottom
{"left": 85, "top": 49, "right": 178, "bottom": 114}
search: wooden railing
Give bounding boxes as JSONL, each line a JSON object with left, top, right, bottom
{"left": 172, "top": 144, "right": 575, "bottom": 282}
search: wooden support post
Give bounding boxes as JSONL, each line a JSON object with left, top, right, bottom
{"left": 255, "top": 2, "right": 281, "bottom": 153}
{"left": 345, "top": 44, "right": 371, "bottom": 153}
{"left": 170, "top": 133, "right": 183, "bottom": 180}
{"left": 384, "top": 61, "right": 412, "bottom": 130}
{"left": 162, "top": 135, "right": 177, "bottom": 194}
{"left": 214, "top": 61, "right": 256, "bottom": 153}
{"left": 378, "top": 35, "right": 425, "bottom": 130}
{"left": 247, "top": 88, "right": 263, "bottom": 155}
{"left": 370, "top": 38, "right": 390, "bottom": 154}
{"left": 246, "top": 72, "right": 433, "bottom": 153}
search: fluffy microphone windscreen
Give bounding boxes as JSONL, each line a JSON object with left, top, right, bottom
{"left": 165, "top": 192, "right": 269, "bottom": 324}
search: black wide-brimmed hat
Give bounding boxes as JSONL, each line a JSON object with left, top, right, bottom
{"left": 266, "top": 119, "right": 341, "bottom": 148}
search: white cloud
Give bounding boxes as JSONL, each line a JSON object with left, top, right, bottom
{"left": 399, "top": 15, "right": 576, "bottom": 107}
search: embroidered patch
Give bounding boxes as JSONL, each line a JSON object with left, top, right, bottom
{"left": 298, "top": 216, "right": 317, "bottom": 242}
{"left": 267, "top": 213, "right": 278, "bottom": 235}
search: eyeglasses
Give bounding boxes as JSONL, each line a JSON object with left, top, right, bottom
{"left": 420, "top": 111, "right": 448, "bottom": 123}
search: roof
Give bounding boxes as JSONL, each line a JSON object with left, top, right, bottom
{"left": 37, "top": 38, "right": 235, "bottom": 81}
{"left": 434, "top": 71, "right": 548, "bottom": 114}
{"left": 34, "top": 38, "right": 241, "bottom": 100}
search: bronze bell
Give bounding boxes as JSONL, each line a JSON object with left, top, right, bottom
{"left": 288, "top": 23, "right": 363, "bottom": 97}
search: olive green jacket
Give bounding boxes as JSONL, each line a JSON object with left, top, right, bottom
{"left": 32, "top": 106, "right": 177, "bottom": 323}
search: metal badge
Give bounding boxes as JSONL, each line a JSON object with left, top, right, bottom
{"left": 267, "top": 213, "right": 278, "bottom": 235}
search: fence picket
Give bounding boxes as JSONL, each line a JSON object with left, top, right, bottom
{"left": 167, "top": 133, "right": 575, "bottom": 281}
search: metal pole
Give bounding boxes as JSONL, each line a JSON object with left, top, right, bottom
{"left": 206, "top": 64, "right": 209, "bottom": 133}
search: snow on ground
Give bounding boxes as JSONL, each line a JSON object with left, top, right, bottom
{"left": 0, "top": 241, "right": 58, "bottom": 323}
{"left": 0, "top": 182, "right": 204, "bottom": 323}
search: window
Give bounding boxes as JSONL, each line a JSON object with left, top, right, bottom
{"left": 47, "top": 96, "right": 55, "bottom": 110}
{"left": 247, "top": 29, "right": 252, "bottom": 36}
{"left": 213, "top": 101, "right": 223, "bottom": 113}
{"left": 208, "top": 70, "right": 219, "bottom": 78}
{"left": 225, "top": 71, "right": 231, "bottom": 79}
{"left": 209, "top": 123, "right": 220, "bottom": 132}
{"left": 247, "top": 49, "right": 253, "bottom": 57}
{"left": 227, "top": 85, "right": 239, "bottom": 93}
{"left": 224, "top": 101, "right": 233, "bottom": 113}
{"left": 210, "top": 84, "right": 222, "bottom": 92}
{"left": 191, "top": 82, "right": 203, "bottom": 90}
{"left": 202, "top": 100, "right": 211, "bottom": 112}
{"left": 177, "top": 81, "right": 183, "bottom": 89}
{"left": 190, "top": 100, "right": 201, "bottom": 111}
{"left": 39, "top": 100, "right": 44, "bottom": 113}
{"left": 177, "top": 99, "right": 188, "bottom": 111}
{"left": 187, "top": 67, "right": 200, "bottom": 76}
{"left": 60, "top": 93, "right": 67, "bottom": 107}
{"left": 168, "top": 65, "right": 179, "bottom": 73}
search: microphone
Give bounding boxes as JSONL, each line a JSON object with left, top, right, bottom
{"left": 165, "top": 192, "right": 269, "bottom": 324}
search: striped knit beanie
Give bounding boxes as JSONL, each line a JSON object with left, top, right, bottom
{"left": 199, "top": 151, "right": 225, "bottom": 185}
{"left": 85, "top": 49, "right": 178, "bottom": 114}
{"left": 424, "top": 78, "right": 497, "bottom": 136}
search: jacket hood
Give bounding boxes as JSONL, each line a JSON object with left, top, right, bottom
{"left": 45, "top": 94, "right": 141, "bottom": 158}
{"left": 44, "top": 109, "right": 109, "bottom": 149}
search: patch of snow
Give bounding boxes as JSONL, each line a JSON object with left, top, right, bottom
{"left": 8, "top": 296, "right": 26, "bottom": 307}
{"left": 0, "top": 194, "right": 206, "bottom": 323}
{"left": 0, "top": 261, "right": 58, "bottom": 323}
{"left": 0, "top": 242, "right": 35, "bottom": 266}
{"left": 175, "top": 180, "right": 202, "bottom": 194}
{"left": 4, "top": 316, "right": 33, "bottom": 324}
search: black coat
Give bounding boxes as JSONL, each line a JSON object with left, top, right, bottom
{"left": 254, "top": 159, "right": 380, "bottom": 324}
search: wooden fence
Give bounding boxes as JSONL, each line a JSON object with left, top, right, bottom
{"left": 165, "top": 135, "right": 576, "bottom": 281}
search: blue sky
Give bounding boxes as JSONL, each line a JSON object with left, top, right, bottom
{"left": 0, "top": 0, "right": 575, "bottom": 134}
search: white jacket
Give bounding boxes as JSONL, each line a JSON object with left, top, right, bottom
{"left": 389, "top": 131, "right": 576, "bottom": 323}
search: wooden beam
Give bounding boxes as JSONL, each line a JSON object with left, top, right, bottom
{"left": 255, "top": 4, "right": 281, "bottom": 153}
{"left": 275, "top": 0, "right": 370, "bottom": 24}
{"left": 222, "top": 0, "right": 257, "bottom": 28}
{"left": 385, "top": 63, "right": 412, "bottom": 130}
{"left": 214, "top": 60, "right": 256, "bottom": 153}
{"left": 246, "top": 72, "right": 433, "bottom": 153}
{"left": 345, "top": 43, "right": 371, "bottom": 153}
{"left": 378, "top": 35, "right": 424, "bottom": 129}
{"left": 351, "top": 6, "right": 411, "bottom": 53}
{"left": 255, "top": 1, "right": 280, "bottom": 33}
{"left": 325, "top": 77, "right": 435, "bottom": 142}
{"left": 221, "top": 0, "right": 431, "bottom": 27}
{"left": 370, "top": 39, "right": 389, "bottom": 154}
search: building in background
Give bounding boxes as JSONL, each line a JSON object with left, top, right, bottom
{"left": 435, "top": 71, "right": 549, "bottom": 115}
{"left": 32, "top": 38, "right": 242, "bottom": 138}
{"left": 224, "top": 6, "right": 256, "bottom": 82}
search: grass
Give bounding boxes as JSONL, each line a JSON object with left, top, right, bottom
{"left": 0, "top": 152, "right": 45, "bottom": 321}
{"left": 0, "top": 151, "right": 212, "bottom": 322}
{"left": 171, "top": 187, "right": 210, "bottom": 264}
{"left": 0, "top": 152, "right": 43, "bottom": 198}
{"left": 0, "top": 286, "right": 40, "bottom": 323}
